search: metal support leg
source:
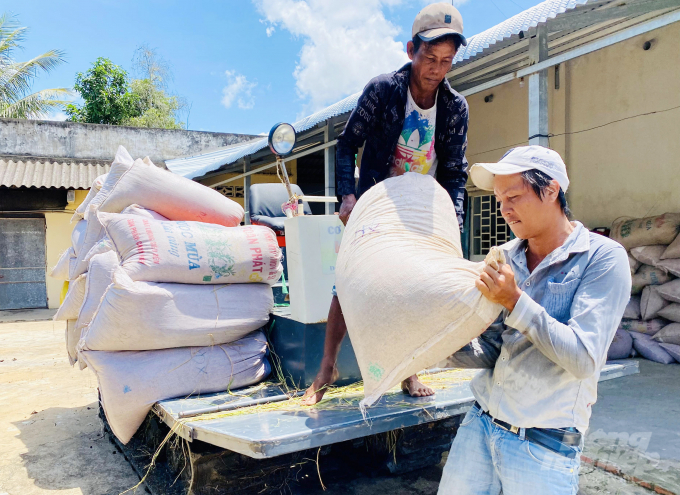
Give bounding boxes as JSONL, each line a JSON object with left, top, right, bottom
{"left": 528, "top": 24, "right": 549, "bottom": 147}
{"left": 324, "top": 121, "right": 337, "bottom": 215}
{"left": 243, "top": 157, "right": 251, "bottom": 225}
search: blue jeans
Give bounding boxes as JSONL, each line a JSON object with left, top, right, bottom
{"left": 439, "top": 404, "right": 581, "bottom": 495}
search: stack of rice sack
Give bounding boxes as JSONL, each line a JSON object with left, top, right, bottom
{"left": 608, "top": 214, "right": 680, "bottom": 365}
{"left": 49, "top": 146, "right": 281, "bottom": 444}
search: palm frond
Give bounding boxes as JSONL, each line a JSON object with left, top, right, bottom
{"left": 0, "top": 49, "right": 67, "bottom": 103}
{"left": 0, "top": 87, "right": 73, "bottom": 119}
{"left": 0, "top": 25, "right": 26, "bottom": 63}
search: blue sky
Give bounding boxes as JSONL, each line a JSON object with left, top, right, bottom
{"left": 6, "top": 0, "right": 539, "bottom": 135}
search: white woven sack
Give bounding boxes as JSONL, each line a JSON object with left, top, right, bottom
{"left": 657, "top": 259, "right": 680, "bottom": 277}
{"left": 657, "top": 303, "right": 680, "bottom": 322}
{"left": 640, "top": 286, "right": 669, "bottom": 320}
{"left": 611, "top": 214, "right": 680, "bottom": 250}
{"left": 653, "top": 323, "right": 680, "bottom": 345}
{"left": 631, "top": 265, "right": 671, "bottom": 295}
{"left": 68, "top": 206, "right": 106, "bottom": 280}
{"left": 94, "top": 152, "right": 243, "bottom": 227}
{"left": 79, "top": 267, "right": 273, "bottom": 351}
{"left": 79, "top": 331, "right": 270, "bottom": 444}
{"left": 50, "top": 247, "right": 75, "bottom": 279}
{"left": 619, "top": 318, "right": 665, "bottom": 335}
{"left": 71, "top": 220, "right": 88, "bottom": 257}
{"left": 66, "top": 319, "right": 78, "bottom": 366}
{"left": 99, "top": 212, "right": 283, "bottom": 285}
{"left": 71, "top": 172, "right": 110, "bottom": 222}
{"left": 82, "top": 146, "right": 136, "bottom": 221}
{"left": 628, "top": 254, "right": 640, "bottom": 276}
{"left": 120, "top": 204, "right": 168, "bottom": 221}
{"left": 75, "top": 251, "right": 121, "bottom": 356}
{"left": 82, "top": 237, "right": 114, "bottom": 265}
{"left": 335, "top": 174, "right": 504, "bottom": 412}
{"left": 661, "top": 234, "right": 680, "bottom": 260}
{"left": 54, "top": 274, "right": 87, "bottom": 321}
{"left": 623, "top": 296, "right": 641, "bottom": 320}
{"left": 658, "top": 279, "right": 680, "bottom": 303}
{"left": 630, "top": 245, "right": 667, "bottom": 268}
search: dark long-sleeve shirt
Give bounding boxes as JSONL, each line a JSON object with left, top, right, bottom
{"left": 336, "top": 63, "right": 469, "bottom": 229}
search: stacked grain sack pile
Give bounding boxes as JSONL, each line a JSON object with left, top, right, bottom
{"left": 608, "top": 214, "right": 680, "bottom": 365}
{"left": 49, "top": 146, "right": 281, "bottom": 444}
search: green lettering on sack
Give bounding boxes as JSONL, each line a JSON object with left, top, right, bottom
{"left": 203, "top": 275, "right": 212, "bottom": 282}
{"left": 368, "top": 363, "right": 384, "bottom": 380}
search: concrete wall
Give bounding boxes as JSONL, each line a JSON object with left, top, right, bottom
{"left": 0, "top": 119, "right": 258, "bottom": 166}
{"left": 463, "top": 21, "right": 680, "bottom": 229}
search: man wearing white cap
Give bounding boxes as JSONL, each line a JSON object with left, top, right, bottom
{"left": 304, "top": 3, "right": 470, "bottom": 404}
{"left": 438, "top": 146, "right": 631, "bottom": 494}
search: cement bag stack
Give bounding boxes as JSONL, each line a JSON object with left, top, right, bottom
{"left": 609, "top": 214, "right": 680, "bottom": 364}
{"left": 335, "top": 174, "right": 505, "bottom": 413}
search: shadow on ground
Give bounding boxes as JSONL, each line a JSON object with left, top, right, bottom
{"left": 9, "top": 403, "right": 143, "bottom": 495}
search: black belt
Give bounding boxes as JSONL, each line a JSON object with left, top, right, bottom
{"left": 473, "top": 402, "right": 582, "bottom": 459}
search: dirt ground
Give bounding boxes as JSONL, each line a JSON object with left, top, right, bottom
{"left": 0, "top": 315, "right": 659, "bottom": 495}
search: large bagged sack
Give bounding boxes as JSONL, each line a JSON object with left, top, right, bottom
{"left": 658, "top": 343, "right": 680, "bottom": 362}
{"left": 66, "top": 319, "right": 78, "bottom": 366}
{"left": 50, "top": 247, "right": 75, "bottom": 280}
{"left": 628, "top": 254, "right": 640, "bottom": 276}
{"left": 335, "top": 174, "right": 504, "bottom": 411}
{"left": 80, "top": 331, "right": 270, "bottom": 444}
{"left": 80, "top": 268, "right": 273, "bottom": 351}
{"left": 619, "top": 318, "right": 665, "bottom": 335}
{"left": 610, "top": 214, "right": 680, "bottom": 250}
{"left": 93, "top": 150, "right": 243, "bottom": 227}
{"left": 623, "top": 296, "right": 641, "bottom": 319}
{"left": 82, "top": 237, "right": 114, "bottom": 265}
{"left": 54, "top": 274, "right": 87, "bottom": 321}
{"left": 75, "top": 251, "right": 121, "bottom": 344}
{"left": 630, "top": 245, "right": 667, "bottom": 268}
{"left": 657, "top": 259, "right": 680, "bottom": 277}
{"left": 68, "top": 207, "right": 106, "bottom": 280}
{"left": 640, "top": 286, "right": 669, "bottom": 320}
{"left": 661, "top": 233, "right": 680, "bottom": 260}
{"left": 72, "top": 173, "right": 110, "bottom": 222}
{"left": 657, "top": 303, "right": 680, "bottom": 322}
{"left": 630, "top": 331, "right": 675, "bottom": 364}
{"left": 631, "top": 265, "right": 671, "bottom": 294}
{"left": 71, "top": 220, "right": 88, "bottom": 257}
{"left": 99, "top": 213, "right": 283, "bottom": 285}
{"left": 607, "top": 329, "right": 633, "bottom": 360}
{"left": 653, "top": 323, "right": 680, "bottom": 345}
{"left": 120, "top": 204, "right": 168, "bottom": 221}
{"left": 658, "top": 279, "right": 680, "bottom": 303}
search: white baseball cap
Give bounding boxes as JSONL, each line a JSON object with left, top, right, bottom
{"left": 469, "top": 145, "right": 570, "bottom": 192}
{"left": 412, "top": 2, "right": 467, "bottom": 46}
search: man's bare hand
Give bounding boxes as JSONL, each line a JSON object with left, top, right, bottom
{"left": 475, "top": 263, "right": 522, "bottom": 312}
{"left": 339, "top": 194, "right": 357, "bottom": 226}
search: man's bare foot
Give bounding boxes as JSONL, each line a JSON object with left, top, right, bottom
{"left": 302, "top": 366, "right": 340, "bottom": 405}
{"left": 401, "top": 375, "right": 435, "bottom": 397}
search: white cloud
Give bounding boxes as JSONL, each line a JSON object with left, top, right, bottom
{"left": 266, "top": 26, "right": 276, "bottom": 36}
{"left": 254, "top": 0, "right": 410, "bottom": 112}
{"left": 47, "top": 111, "right": 68, "bottom": 122}
{"left": 221, "top": 70, "right": 257, "bottom": 110}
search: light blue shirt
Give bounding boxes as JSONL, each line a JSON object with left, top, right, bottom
{"left": 448, "top": 221, "right": 631, "bottom": 432}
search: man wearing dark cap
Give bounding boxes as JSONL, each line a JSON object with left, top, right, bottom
{"left": 303, "top": 2, "right": 470, "bottom": 405}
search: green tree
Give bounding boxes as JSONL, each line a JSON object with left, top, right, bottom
{"left": 0, "top": 14, "right": 71, "bottom": 119}
{"left": 65, "top": 57, "right": 138, "bottom": 125}
{"left": 67, "top": 46, "right": 186, "bottom": 129}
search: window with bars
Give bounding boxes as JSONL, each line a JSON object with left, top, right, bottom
{"left": 216, "top": 186, "right": 244, "bottom": 198}
{"left": 469, "top": 194, "right": 513, "bottom": 260}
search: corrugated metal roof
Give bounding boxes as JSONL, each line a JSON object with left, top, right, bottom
{"left": 453, "top": 0, "right": 589, "bottom": 64}
{"left": 163, "top": 0, "right": 611, "bottom": 180}
{"left": 166, "top": 92, "right": 361, "bottom": 179}
{"left": 0, "top": 156, "right": 111, "bottom": 189}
